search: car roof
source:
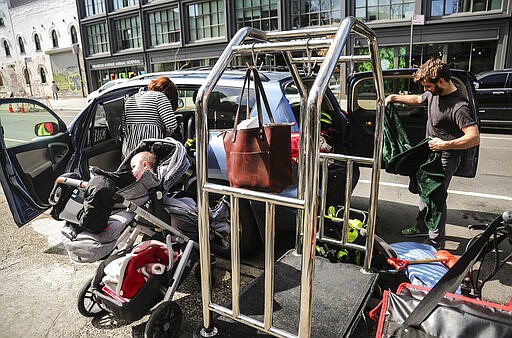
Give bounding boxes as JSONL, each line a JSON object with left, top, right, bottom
{"left": 476, "top": 68, "right": 512, "bottom": 79}
{"left": 98, "top": 69, "right": 293, "bottom": 97}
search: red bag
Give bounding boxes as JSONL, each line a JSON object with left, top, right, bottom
{"left": 223, "top": 67, "right": 293, "bottom": 193}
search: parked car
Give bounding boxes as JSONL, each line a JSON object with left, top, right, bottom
{"left": 0, "top": 69, "right": 351, "bottom": 255}
{"left": 86, "top": 78, "right": 129, "bottom": 103}
{"left": 0, "top": 68, "right": 479, "bottom": 256}
{"left": 473, "top": 69, "right": 512, "bottom": 130}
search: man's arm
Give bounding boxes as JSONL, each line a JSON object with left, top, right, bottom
{"left": 385, "top": 94, "right": 424, "bottom": 106}
{"left": 428, "top": 124, "right": 480, "bottom": 151}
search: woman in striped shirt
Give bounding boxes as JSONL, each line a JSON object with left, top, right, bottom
{"left": 122, "top": 76, "right": 178, "bottom": 158}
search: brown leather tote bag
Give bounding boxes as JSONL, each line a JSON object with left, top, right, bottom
{"left": 223, "top": 67, "right": 293, "bottom": 193}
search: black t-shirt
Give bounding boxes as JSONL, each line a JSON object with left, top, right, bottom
{"left": 421, "top": 89, "right": 477, "bottom": 141}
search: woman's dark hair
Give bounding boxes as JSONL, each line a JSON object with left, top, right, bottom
{"left": 148, "top": 76, "right": 179, "bottom": 111}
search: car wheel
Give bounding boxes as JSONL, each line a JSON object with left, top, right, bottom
{"left": 144, "top": 301, "right": 182, "bottom": 338}
{"left": 77, "top": 277, "right": 106, "bottom": 318}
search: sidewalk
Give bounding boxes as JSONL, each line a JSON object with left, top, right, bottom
{"left": 34, "top": 96, "right": 87, "bottom": 111}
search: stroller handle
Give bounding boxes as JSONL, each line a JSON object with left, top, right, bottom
{"left": 55, "top": 176, "right": 89, "bottom": 189}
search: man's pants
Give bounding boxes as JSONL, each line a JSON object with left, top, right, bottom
{"left": 416, "top": 152, "right": 462, "bottom": 244}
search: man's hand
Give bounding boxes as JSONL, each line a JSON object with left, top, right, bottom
{"left": 428, "top": 137, "right": 447, "bottom": 151}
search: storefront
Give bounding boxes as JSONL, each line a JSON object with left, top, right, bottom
{"left": 88, "top": 56, "right": 146, "bottom": 90}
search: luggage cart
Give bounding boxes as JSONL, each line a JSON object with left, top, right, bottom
{"left": 194, "top": 17, "right": 386, "bottom": 338}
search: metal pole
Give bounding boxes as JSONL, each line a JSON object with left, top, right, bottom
{"left": 25, "top": 59, "right": 33, "bottom": 97}
{"left": 409, "top": 18, "right": 413, "bottom": 67}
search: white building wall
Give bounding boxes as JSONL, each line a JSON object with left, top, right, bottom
{"left": 0, "top": 0, "right": 85, "bottom": 98}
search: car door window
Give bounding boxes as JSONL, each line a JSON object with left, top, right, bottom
{"left": 0, "top": 101, "right": 60, "bottom": 148}
{"left": 478, "top": 74, "right": 507, "bottom": 89}
{"left": 209, "top": 86, "right": 255, "bottom": 129}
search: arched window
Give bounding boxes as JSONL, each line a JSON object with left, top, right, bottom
{"left": 34, "top": 34, "right": 41, "bottom": 51}
{"left": 18, "top": 37, "right": 25, "bottom": 54}
{"left": 39, "top": 68, "right": 47, "bottom": 83}
{"left": 71, "top": 26, "right": 78, "bottom": 44}
{"left": 0, "top": 74, "right": 3, "bottom": 86}
{"left": 3, "top": 40, "right": 10, "bottom": 56}
{"left": 51, "top": 30, "right": 58, "bottom": 48}
{"left": 0, "top": 18, "right": 4, "bottom": 27}
{"left": 24, "top": 68, "right": 30, "bottom": 85}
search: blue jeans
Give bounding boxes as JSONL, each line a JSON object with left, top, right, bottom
{"left": 417, "top": 151, "right": 462, "bottom": 244}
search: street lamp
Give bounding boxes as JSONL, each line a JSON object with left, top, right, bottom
{"left": 72, "top": 43, "right": 85, "bottom": 97}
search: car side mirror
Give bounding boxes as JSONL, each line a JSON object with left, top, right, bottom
{"left": 34, "top": 122, "right": 59, "bottom": 136}
{"left": 177, "top": 98, "right": 184, "bottom": 109}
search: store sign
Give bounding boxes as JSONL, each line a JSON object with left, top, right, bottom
{"left": 412, "top": 14, "right": 425, "bottom": 25}
{"left": 91, "top": 59, "right": 144, "bottom": 70}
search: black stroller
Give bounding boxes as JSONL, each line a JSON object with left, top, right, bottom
{"left": 49, "top": 138, "right": 220, "bottom": 337}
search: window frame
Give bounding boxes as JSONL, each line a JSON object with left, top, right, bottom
{"left": 51, "top": 30, "right": 59, "bottom": 48}
{"left": 113, "top": 15, "right": 142, "bottom": 51}
{"left": 186, "top": 0, "right": 226, "bottom": 44}
{"left": 291, "top": 0, "right": 342, "bottom": 28}
{"left": 148, "top": 7, "right": 181, "bottom": 47}
{"left": 34, "top": 34, "right": 42, "bottom": 51}
{"left": 86, "top": 22, "right": 110, "bottom": 55}
{"left": 234, "top": 0, "right": 279, "bottom": 31}
{"left": 3, "top": 40, "right": 10, "bottom": 57}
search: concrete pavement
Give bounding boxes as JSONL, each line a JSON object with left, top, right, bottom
{"left": 33, "top": 95, "right": 88, "bottom": 111}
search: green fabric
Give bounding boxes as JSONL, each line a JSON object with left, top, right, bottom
{"left": 383, "top": 104, "right": 446, "bottom": 231}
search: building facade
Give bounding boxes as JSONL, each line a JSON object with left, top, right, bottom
{"left": 0, "top": 0, "right": 85, "bottom": 98}
{"left": 77, "top": 0, "right": 511, "bottom": 92}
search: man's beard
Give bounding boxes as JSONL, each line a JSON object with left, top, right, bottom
{"left": 430, "top": 84, "right": 442, "bottom": 96}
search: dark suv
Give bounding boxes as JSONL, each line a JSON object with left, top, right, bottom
{"left": 474, "top": 69, "right": 512, "bottom": 130}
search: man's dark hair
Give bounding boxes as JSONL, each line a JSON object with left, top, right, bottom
{"left": 413, "top": 58, "right": 451, "bottom": 84}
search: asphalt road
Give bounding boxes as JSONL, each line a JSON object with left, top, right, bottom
{"left": 0, "top": 131, "right": 510, "bottom": 337}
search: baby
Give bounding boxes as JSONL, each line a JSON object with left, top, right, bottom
{"left": 130, "top": 151, "right": 157, "bottom": 180}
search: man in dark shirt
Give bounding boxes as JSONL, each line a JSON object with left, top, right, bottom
{"left": 385, "top": 58, "right": 480, "bottom": 248}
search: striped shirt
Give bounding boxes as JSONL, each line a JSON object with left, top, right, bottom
{"left": 122, "top": 90, "right": 178, "bottom": 157}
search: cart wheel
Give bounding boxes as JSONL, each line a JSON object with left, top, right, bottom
{"left": 145, "top": 301, "right": 182, "bottom": 338}
{"left": 77, "top": 277, "right": 106, "bottom": 318}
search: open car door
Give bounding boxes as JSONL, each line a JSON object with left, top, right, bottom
{"left": 0, "top": 98, "right": 71, "bottom": 226}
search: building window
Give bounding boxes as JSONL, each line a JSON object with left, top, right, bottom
{"left": 187, "top": 1, "right": 225, "bottom": 42}
{"left": 112, "top": 0, "right": 138, "bottom": 10}
{"left": 148, "top": 7, "right": 180, "bottom": 46}
{"left": 355, "top": 0, "right": 415, "bottom": 21}
{"left": 85, "top": 0, "right": 106, "bottom": 16}
{"left": 0, "top": 18, "right": 4, "bottom": 26}
{"left": 113, "top": 16, "right": 142, "bottom": 51}
{"left": 18, "top": 37, "right": 25, "bottom": 54}
{"left": 431, "top": 0, "right": 502, "bottom": 16}
{"left": 0, "top": 75, "right": 3, "bottom": 86}
{"left": 34, "top": 34, "right": 41, "bottom": 51}
{"left": 291, "top": 0, "right": 341, "bottom": 28}
{"left": 86, "top": 22, "right": 110, "bottom": 55}
{"left": 51, "top": 30, "right": 59, "bottom": 48}
{"left": 40, "top": 68, "right": 47, "bottom": 83}
{"left": 71, "top": 26, "right": 78, "bottom": 44}
{"left": 3, "top": 41, "right": 10, "bottom": 56}
{"left": 235, "top": 0, "right": 279, "bottom": 31}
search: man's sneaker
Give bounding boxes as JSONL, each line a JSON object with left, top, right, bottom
{"left": 401, "top": 225, "right": 428, "bottom": 238}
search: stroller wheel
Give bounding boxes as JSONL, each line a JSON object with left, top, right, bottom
{"left": 145, "top": 301, "right": 182, "bottom": 338}
{"left": 77, "top": 277, "right": 106, "bottom": 318}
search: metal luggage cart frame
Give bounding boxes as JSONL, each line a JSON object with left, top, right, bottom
{"left": 195, "top": 16, "right": 385, "bottom": 338}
